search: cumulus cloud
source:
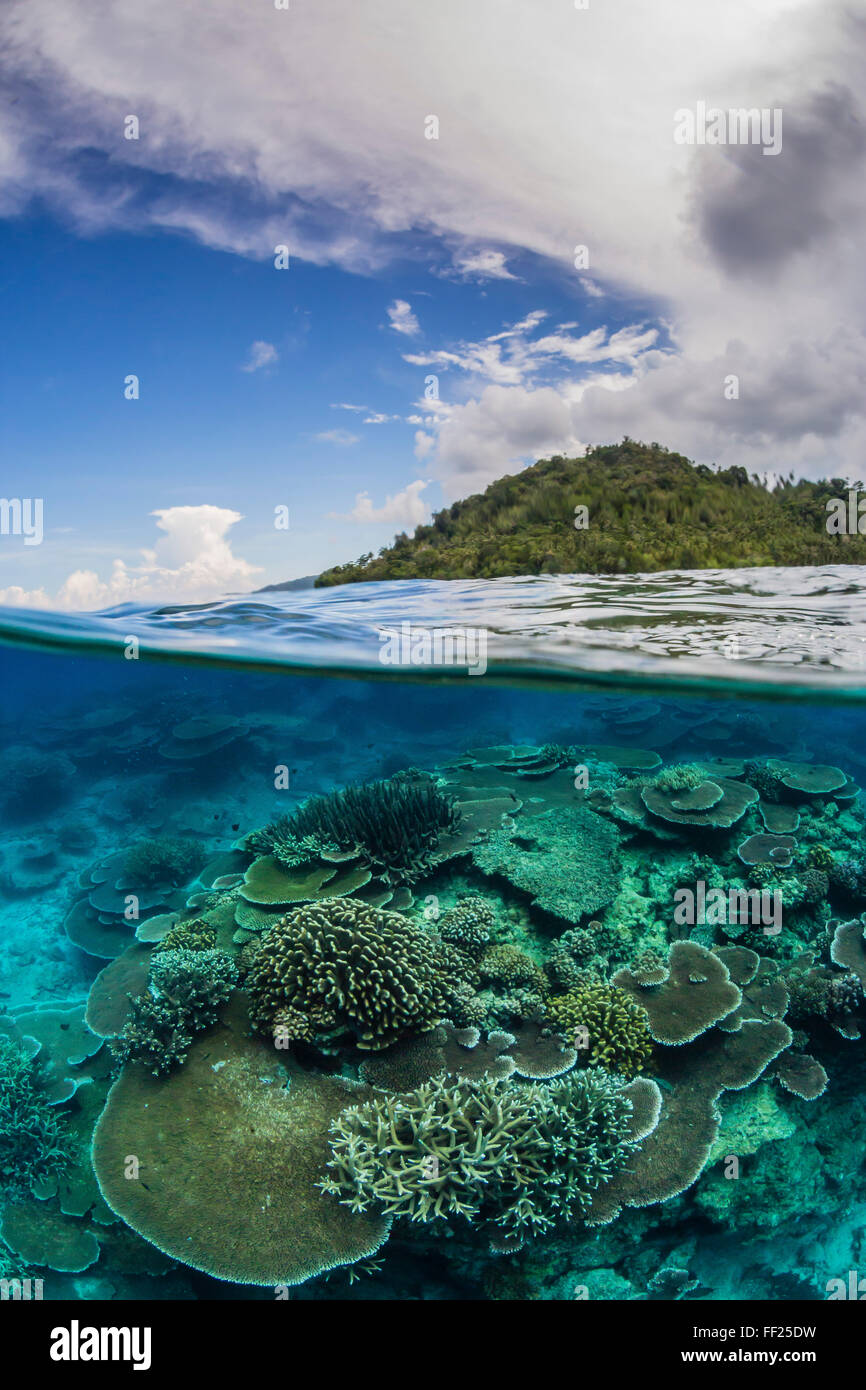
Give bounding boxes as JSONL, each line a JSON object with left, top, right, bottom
{"left": 333, "top": 480, "right": 432, "bottom": 526}
{"left": 240, "top": 340, "right": 278, "bottom": 372}
{"left": 400, "top": 311, "right": 665, "bottom": 491}
{"left": 0, "top": 505, "right": 260, "bottom": 611}
{"left": 387, "top": 299, "right": 420, "bottom": 336}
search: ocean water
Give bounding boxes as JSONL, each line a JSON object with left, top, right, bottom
{"left": 2, "top": 565, "right": 866, "bottom": 1302}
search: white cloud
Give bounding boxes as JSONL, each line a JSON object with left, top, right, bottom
{"left": 579, "top": 276, "right": 605, "bottom": 300}
{"left": 333, "top": 479, "right": 432, "bottom": 526}
{"left": 240, "top": 340, "right": 278, "bottom": 373}
{"left": 387, "top": 299, "right": 420, "bottom": 337}
{"left": 427, "top": 385, "right": 581, "bottom": 493}
{"left": 330, "top": 403, "right": 395, "bottom": 424}
{"left": 2, "top": 0, "right": 866, "bottom": 487}
{"left": 0, "top": 505, "right": 260, "bottom": 611}
{"left": 315, "top": 428, "right": 359, "bottom": 446}
{"left": 447, "top": 249, "right": 517, "bottom": 281}
{"left": 402, "top": 311, "right": 661, "bottom": 395}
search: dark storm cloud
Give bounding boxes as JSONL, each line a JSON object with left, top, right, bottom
{"left": 693, "top": 83, "right": 866, "bottom": 277}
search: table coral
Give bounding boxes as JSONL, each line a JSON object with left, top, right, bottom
{"left": 471, "top": 804, "right": 621, "bottom": 924}
{"left": 93, "top": 996, "right": 390, "bottom": 1285}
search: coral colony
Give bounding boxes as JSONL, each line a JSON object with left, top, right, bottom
{"left": 3, "top": 706, "right": 866, "bottom": 1301}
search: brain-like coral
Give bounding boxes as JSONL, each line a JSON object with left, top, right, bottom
{"left": 321, "top": 1069, "right": 638, "bottom": 1239}
{"left": 247, "top": 899, "right": 462, "bottom": 1051}
{"left": 545, "top": 983, "right": 654, "bottom": 1078}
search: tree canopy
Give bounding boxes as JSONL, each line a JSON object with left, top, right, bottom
{"left": 315, "top": 440, "right": 866, "bottom": 585}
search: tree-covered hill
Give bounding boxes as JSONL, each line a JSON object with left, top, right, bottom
{"left": 315, "top": 440, "right": 866, "bottom": 585}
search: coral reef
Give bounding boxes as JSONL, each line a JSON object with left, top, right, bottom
{"left": 15, "top": 715, "right": 866, "bottom": 1302}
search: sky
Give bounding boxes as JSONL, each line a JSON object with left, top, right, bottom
{"left": 0, "top": 0, "right": 864, "bottom": 609}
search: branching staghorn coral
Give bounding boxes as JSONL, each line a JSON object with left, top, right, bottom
{"left": 243, "top": 825, "right": 335, "bottom": 870}
{"left": 247, "top": 898, "right": 464, "bottom": 1051}
{"left": 320, "top": 1070, "right": 637, "bottom": 1239}
{"left": 646, "top": 763, "right": 708, "bottom": 792}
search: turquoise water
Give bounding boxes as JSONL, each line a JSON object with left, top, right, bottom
{"left": 2, "top": 568, "right": 866, "bottom": 1301}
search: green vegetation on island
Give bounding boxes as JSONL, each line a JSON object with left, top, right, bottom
{"left": 315, "top": 440, "right": 866, "bottom": 584}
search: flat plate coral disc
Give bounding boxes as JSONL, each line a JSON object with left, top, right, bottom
{"left": 91, "top": 994, "right": 390, "bottom": 1285}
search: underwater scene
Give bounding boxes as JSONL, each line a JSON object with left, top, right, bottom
{"left": 2, "top": 575, "right": 866, "bottom": 1305}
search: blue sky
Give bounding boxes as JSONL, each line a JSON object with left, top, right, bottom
{"left": 0, "top": 211, "right": 665, "bottom": 600}
{"left": 0, "top": 0, "right": 863, "bottom": 608}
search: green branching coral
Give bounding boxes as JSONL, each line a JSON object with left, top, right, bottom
{"left": 742, "top": 759, "right": 784, "bottom": 802}
{"left": 247, "top": 899, "right": 463, "bottom": 1051}
{"left": 479, "top": 944, "right": 548, "bottom": 994}
{"left": 244, "top": 825, "right": 335, "bottom": 870}
{"left": 649, "top": 764, "right": 707, "bottom": 792}
{"left": 154, "top": 917, "right": 216, "bottom": 953}
{"left": 540, "top": 743, "right": 580, "bottom": 767}
{"left": 294, "top": 777, "right": 460, "bottom": 884}
{"left": 320, "top": 1070, "right": 637, "bottom": 1238}
{"left": 110, "top": 948, "right": 238, "bottom": 1075}
{"left": 0, "top": 1038, "right": 73, "bottom": 1199}
{"left": 545, "top": 983, "right": 653, "bottom": 1078}
{"left": 438, "top": 897, "right": 495, "bottom": 955}
{"left": 248, "top": 776, "right": 461, "bottom": 885}
{"left": 122, "top": 836, "right": 201, "bottom": 888}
